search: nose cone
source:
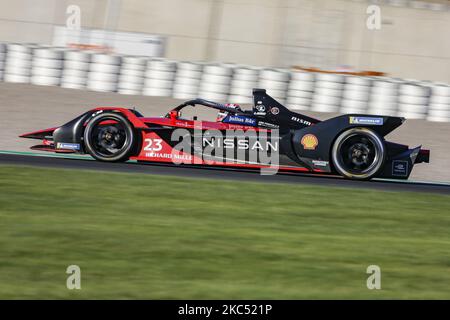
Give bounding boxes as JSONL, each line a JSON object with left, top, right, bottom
{"left": 20, "top": 127, "right": 58, "bottom": 139}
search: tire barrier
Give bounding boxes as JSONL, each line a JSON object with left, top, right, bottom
{"left": 311, "top": 73, "right": 344, "bottom": 113}
{"left": 427, "top": 83, "right": 450, "bottom": 122}
{"left": 368, "top": 78, "right": 399, "bottom": 116}
{"left": 0, "top": 42, "right": 450, "bottom": 122}
{"left": 340, "top": 76, "right": 371, "bottom": 114}
{"left": 397, "top": 83, "right": 431, "bottom": 119}
{"left": 143, "top": 59, "right": 176, "bottom": 97}
{"left": 258, "top": 69, "right": 290, "bottom": 104}
{"left": 229, "top": 67, "right": 259, "bottom": 104}
{"left": 199, "top": 64, "right": 233, "bottom": 102}
{"left": 0, "top": 42, "right": 5, "bottom": 81}
{"left": 286, "top": 71, "right": 315, "bottom": 110}
{"left": 61, "top": 50, "right": 91, "bottom": 90}
{"left": 172, "top": 61, "right": 202, "bottom": 100}
{"left": 118, "top": 56, "right": 147, "bottom": 95}
{"left": 87, "top": 53, "right": 121, "bottom": 92}
{"left": 4, "top": 43, "right": 33, "bottom": 84}
{"left": 31, "top": 47, "right": 64, "bottom": 86}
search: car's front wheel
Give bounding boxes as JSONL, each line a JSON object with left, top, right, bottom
{"left": 83, "top": 112, "right": 136, "bottom": 162}
{"left": 331, "top": 127, "right": 385, "bottom": 180}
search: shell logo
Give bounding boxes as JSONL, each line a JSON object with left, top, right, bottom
{"left": 301, "top": 134, "right": 318, "bottom": 150}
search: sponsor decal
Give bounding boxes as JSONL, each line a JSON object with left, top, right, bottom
{"left": 270, "top": 107, "right": 280, "bottom": 115}
{"left": 349, "top": 116, "right": 384, "bottom": 125}
{"left": 255, "top": 104, "right": 267, "bottom": 116}
{"left": 175, "top": 121, "right": 190, "bottom": 127}
{"left": 301, "top": 134, "right": 318, "bottom": 150}
{"left": 255, "top": 105, "right": 266, "bottom": 113}
{"left": 392, "top": 160, "right": 408, "bottom": 176}
{"left": 91, "top": 110, "right": 103, "bottom": 117}
{"left": 57, "top": 142, "right": 80, "bottom": 150}
{"left": 312, "top": 160, "right": 328, "bottom": 167}
{"left": 143, "top": 138, "right": 163, "bottom": 151}
{"left": 225, "top": 103, "right": 240, "bottom": 109}
{"left": 291, "top": 116, "right": 312, "bottom": 126}
{"left": 223, "top": 115, "right": 256, "bottom": 126}
{"left": 145, "top": 152, "right": 192, "bottom": 162}
{"left": 202, "top": 137, "right": 278, "bottom": 152}
{"left": 257, "top": 121, "right": 279, "bottom": 129}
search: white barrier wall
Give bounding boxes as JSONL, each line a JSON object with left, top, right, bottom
{"left": 0, "top": 42, "right": 5, "bottom": 80}
{"left": 0, "top": 0, "right": 449, "bottom": 83}
{"left": 1, "top": 43, "right": 449, "bottom": 122}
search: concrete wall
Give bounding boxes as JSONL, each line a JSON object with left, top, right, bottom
{"left": 0, "top": 0, "right": 449, "bottom": 82}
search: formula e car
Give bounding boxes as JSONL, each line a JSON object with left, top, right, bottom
{"left": 20, "top": 89, "right": 429, "bottom": 180}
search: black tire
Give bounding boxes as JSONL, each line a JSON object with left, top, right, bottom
{"left": 331, "top": 127, "right": 385, "bottom": 180}
{"left": 83, "top": 112, "right": 136, "bottom": 162}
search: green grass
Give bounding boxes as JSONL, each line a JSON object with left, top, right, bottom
{"left": 0, "top": 165, "right": 449, "bottom": 299}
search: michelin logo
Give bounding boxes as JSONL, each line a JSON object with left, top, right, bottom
{"left": 57, "top": 142, "right": 80, "bottom": 150}
{"left": 349, "top": 117, "right": 384, "bottom": 125}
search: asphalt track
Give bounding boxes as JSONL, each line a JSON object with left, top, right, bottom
{"left": 1, "top": 151, "right": 450, "bottom": 195}
{"left": 2, "top": 83, "right": 450, "bottom": 183}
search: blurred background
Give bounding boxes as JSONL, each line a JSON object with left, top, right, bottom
{"left": 1, "top": 0, "right": 450, "bottom": 170}
{"left": 0, "top": 0, "right": 449, "bottom": 82}
{"left": 1, "top": 1, "right": 449, "bottom": 300}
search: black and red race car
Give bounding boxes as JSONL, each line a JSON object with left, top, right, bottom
{"left": 20, "top": 89, "right": 429, "bottom": 180}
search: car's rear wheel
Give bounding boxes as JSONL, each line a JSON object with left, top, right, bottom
{"left": 331, "top": 127, "right": 385, "bottom": 180}
{"left": 84, "top": 112, "right": 136, "bottom": 162}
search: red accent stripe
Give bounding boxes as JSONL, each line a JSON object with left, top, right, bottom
{"left": 93, "top": 107, "right": 148, "bottom": 128}
{"left": 129, "top": 155, "right": 322, "bottom": 173}
{"left": 20, "top": 127, "right": 58, "bottom": 138}
{"left": 140, "top": 117, "right": 271, "bottom": 132}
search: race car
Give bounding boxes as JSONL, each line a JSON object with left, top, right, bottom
{"left": 20, "top": 89, "right": 429, "bottom": 180}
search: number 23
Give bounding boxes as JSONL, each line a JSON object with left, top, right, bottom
{"left": 143, "top": 138, "right": 162, "bottom": 151}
